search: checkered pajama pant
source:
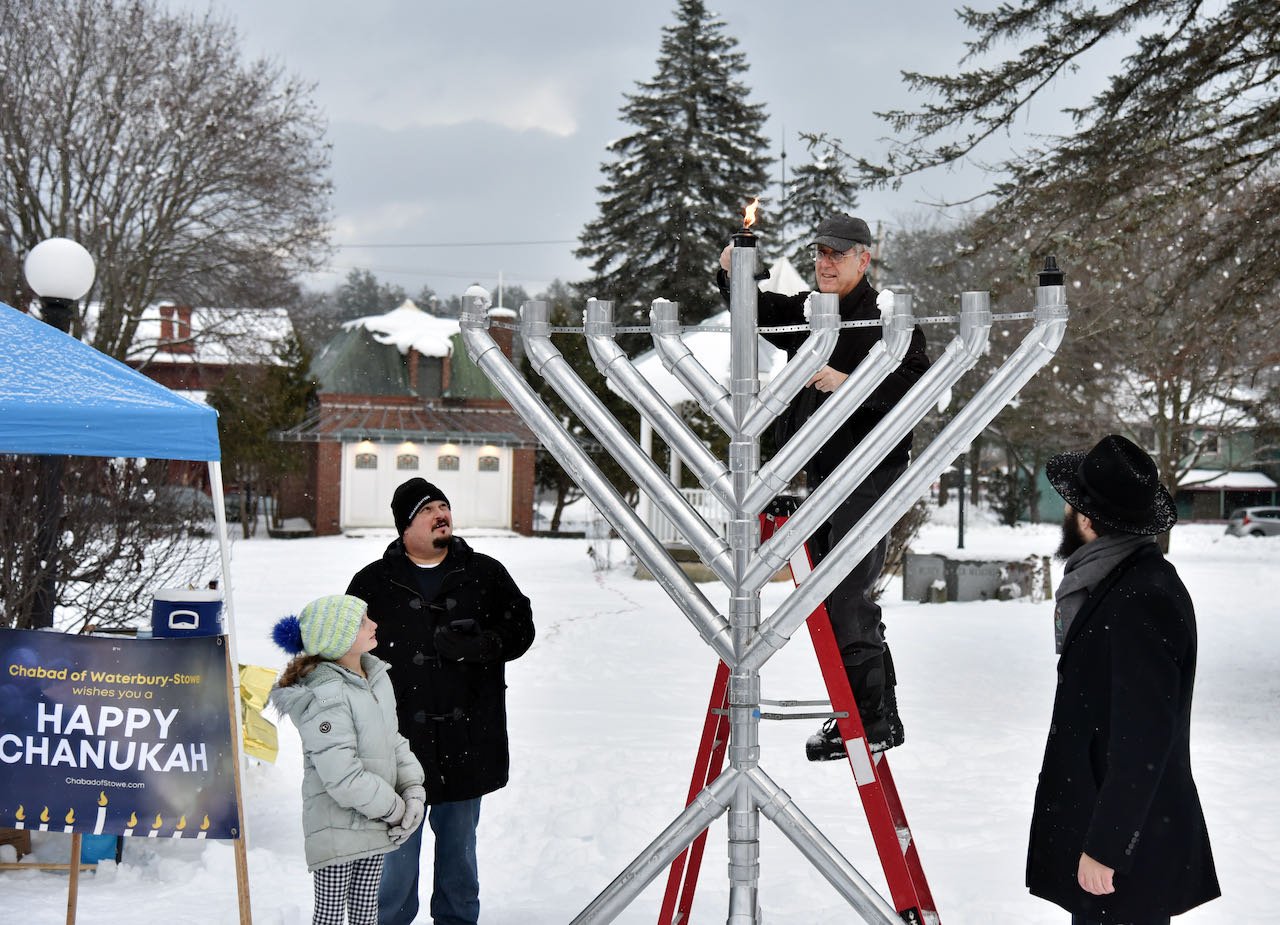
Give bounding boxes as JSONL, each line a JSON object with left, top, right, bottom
{"left": 312, "top": 854, "right": 385, "bottom": 925}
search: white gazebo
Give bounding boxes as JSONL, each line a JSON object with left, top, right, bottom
{"left": 622, "top": 258, "right": 808, "bottom": 540}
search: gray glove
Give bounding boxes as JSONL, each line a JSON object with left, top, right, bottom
{"left": 381, "top": 793, "right": 407, "bottom": 826}
{"left": 388, "top": 785, "right": 425, "bottom": 845}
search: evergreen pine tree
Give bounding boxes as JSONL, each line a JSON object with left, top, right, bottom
{"left": 208, "top": 333, "right": 317, "bottom": 536}
{"left": 576, "top": 0, "right": 772, "bottom": 330}
{"left": 777, "top": 133, "right": 861, "bottom": 270}
{"left": 335, "top": 269, "right": 408, "bottom": 319}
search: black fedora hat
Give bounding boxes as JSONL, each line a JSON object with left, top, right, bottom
{"left": 1046, "top": 434, "right": 1177, "bottom": 535}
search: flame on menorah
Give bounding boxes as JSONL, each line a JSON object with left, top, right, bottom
{"left": 65, "top": 808, "right": 75, "bottom": 825}
{"left": 127, "top": 811, "right": 138, "bottom": 828}
{"left": 98, "top": 792, "right": 108, "bottom": 807}
{"left": 200, "top": 815, "right": 210, "bottom": 831}
{"left": 176, "top": 815, "right": 187, "bottom": 831}
{"left": 39, "top": 807, "right": 50, "bottom": 823}
{"left": 743, "top": 197, "right": 760, "bottom": 229}
{"left": 15, "top": 805, "right": 24, "bottom": 822}
{"left": 151, "top": 813, "right": 163, "bottom": 830}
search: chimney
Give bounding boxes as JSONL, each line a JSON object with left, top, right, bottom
{"left": 489, "top": 307, "right": 517, "bottom": 361}
{"left": 159, "top": 303, "right": 174, "bottom": 343}
{"left": 176, "top": 305, "right": 192, "bottom": 340}
{"left": 169, "top": 304, "right": 195, "bottom": 354}
{"left": 407, "top": 348, "right": 419, "bottom": 392}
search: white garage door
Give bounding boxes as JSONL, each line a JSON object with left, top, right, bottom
{"left": 340, "top": 440, "right": 512, "bottom": 530}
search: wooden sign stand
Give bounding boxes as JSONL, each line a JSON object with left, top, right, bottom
{"left": 224, "top": 642, "right": 254, "bottom": 924}
{"left": 0, "top": 642, "right": 253, "bottom": 925}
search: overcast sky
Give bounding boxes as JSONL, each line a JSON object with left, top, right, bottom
{"left": 167, "top": 0, "right": 1120, "bottom": 302}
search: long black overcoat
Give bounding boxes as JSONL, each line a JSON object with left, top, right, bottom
{"left": 1026, "top": 543, "right": 1219, "bottom": 920}
{"left": 347, "top": 536, "right": 534, "bottom": 804}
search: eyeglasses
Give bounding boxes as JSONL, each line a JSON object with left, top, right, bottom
{"left": 813, "top": 245, "right": 860, "bottom": 264}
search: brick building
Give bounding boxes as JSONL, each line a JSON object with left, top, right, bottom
{"left": 278, "top": 298, "right": 537, "bottom": 536}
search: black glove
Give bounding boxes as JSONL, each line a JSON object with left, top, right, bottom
{"left": 433, "top": 622, "right": 499, "bottom": 662}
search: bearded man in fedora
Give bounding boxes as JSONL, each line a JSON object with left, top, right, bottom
{"left": 1027, "top": 435, "right": 1219, "bottom": 924}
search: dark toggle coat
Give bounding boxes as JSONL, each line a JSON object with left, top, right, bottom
{"left": 347, "top": 535, "right": 534, "bottom": 804}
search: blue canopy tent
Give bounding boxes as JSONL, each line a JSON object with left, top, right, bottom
{"left": 0, "top": 300, "right": 245, "bottom": 736}
{"left": 0, "top": 302, "right": 221, "bottom": 460}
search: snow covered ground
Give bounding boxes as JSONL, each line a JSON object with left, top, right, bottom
{"left": 6, "top": 514, "right": 1277, "bottom": 923}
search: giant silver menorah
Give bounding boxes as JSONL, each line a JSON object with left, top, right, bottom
{"left": 461, "top": 235, "right": 1069, "bottom": 924}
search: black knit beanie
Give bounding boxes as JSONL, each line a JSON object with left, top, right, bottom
{"left": 392, "top": 478, "right": 450, "bottom": 535}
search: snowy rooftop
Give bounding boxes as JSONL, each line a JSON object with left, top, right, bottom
{"left": 79, "top": 302, "right": 295, "bottom": 366}
{"left": 1112, "top": 376, "right": 1263, "bottom": 430}
{"left": 343, "top": 298, "right": 461, "bottom": 358}
{"left": 1178, "top": 468, "right": 1278, "bottom": 490}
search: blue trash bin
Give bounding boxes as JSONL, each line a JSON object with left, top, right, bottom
{"left": 151, "top": 589, "right": 224, "bottom": 638}
{"left": 80, "top": 833, "right": 121, "bottom": 864}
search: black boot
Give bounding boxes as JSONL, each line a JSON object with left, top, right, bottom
{"left": 847, "top": 653, "right": 893, "bottom": 751}
{"left": 881, "top": 644, "right": 905, "bottom": 750}
{"left": 804, "top": 717, "right": 847, "bottom": 761}
{"left": 806, "top": 654, "right": 892, "bottom": 761}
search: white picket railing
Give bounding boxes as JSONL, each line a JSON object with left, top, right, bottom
{"left": 644, "top": 488, "right": 731, "bottom": 546}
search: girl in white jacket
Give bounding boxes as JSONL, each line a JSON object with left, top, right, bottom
{"left": 270, "top": 594, "right": 425, "bottom": 925}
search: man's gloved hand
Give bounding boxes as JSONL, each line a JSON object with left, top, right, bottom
{"left": 388, "top": 784, "right": 425, "bottom": 845}
{"left": 381, "top": 793, "right": 407, "bottom": 826}
{"left": 433, "top": 621, "right": 499, "bottom": 662}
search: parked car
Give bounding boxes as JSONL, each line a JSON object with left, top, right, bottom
{"left": 1225, "top": 506, "right": 1280, "bottom": 537}
{"left": 152, "top": 485, "right": 216, "bottom": 536}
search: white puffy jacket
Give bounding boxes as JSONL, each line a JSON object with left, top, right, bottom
{"left": 270, "top": 654, "right": 424, "bottom": 871}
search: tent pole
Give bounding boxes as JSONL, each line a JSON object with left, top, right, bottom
{"left": 208, "top": 461, "right": 245, "bottom": 766}
{"left": 209, "top": 460, "right": 254, "bottom": 923}
{"left": 208, "top": 463, "right": 237, "bottom": 650}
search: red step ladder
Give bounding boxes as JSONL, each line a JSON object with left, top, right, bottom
{"left": 659, "top": 506, "right": 940, "bottom": 925}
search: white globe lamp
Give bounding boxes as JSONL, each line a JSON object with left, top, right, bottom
{"left": 23, "top": 237, "right": 96, "bottom": 331}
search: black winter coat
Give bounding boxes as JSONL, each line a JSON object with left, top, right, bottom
{"left": 1026, "top": 544, "right": 1219, "bottom": 920}
{"left": 721, "top": 272, "right": 930, "bottom": 485}
{"left": 346, "top": 536, "right": 534, "bottom": 804}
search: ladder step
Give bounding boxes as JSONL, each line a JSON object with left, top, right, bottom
{"left": 711, "top": 707, "right": 848, "bottom": 721}
{"left": 758, "top": 697, "right": 831, "bottom": 707}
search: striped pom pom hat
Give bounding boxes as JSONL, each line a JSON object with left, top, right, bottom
{"left": 291, "top": 594, "right": 367, "bottom": 660}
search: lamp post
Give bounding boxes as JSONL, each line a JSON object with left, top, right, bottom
{"left": 23, "top": 237, "right": 96, "bottom": 629}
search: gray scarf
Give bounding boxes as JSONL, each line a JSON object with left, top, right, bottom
{"left": 1053, "top": 533, "right": 1154, "bottom": 652}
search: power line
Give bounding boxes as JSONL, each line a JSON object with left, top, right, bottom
{"left": 336, "top": 239, "right": 577, "bottom": 249}
{"left": 316, "top": 262, "right": 562, "bottom": 288}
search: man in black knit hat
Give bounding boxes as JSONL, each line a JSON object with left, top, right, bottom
{"left": 1027, "top": 435, "right": 1218, "bottom": 924}
{"left": 347, "top": 477, "right": 534, "bottom": 925}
